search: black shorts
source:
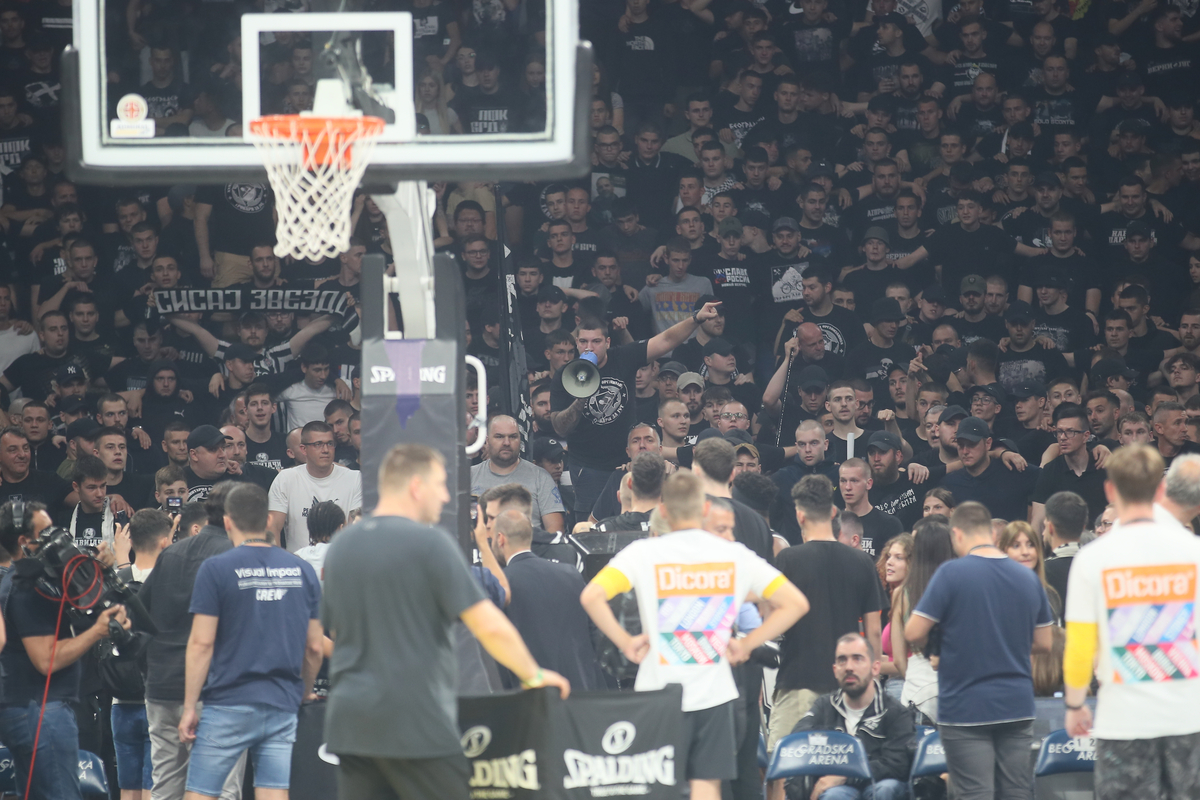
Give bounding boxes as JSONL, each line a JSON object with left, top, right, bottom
{"left": 680, "top": 700, "right": 738, "bottom": 781}
{"left": 337, "top": 753, "right": 471, "bottom": 800}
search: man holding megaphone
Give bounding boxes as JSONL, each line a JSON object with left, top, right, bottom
{"left": 550, "top": 302, "right": 724, "bottom": 516}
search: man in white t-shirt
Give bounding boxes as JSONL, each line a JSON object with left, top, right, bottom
{"left": 1064, "top": 445, "right": 1200, "bottom": 799}
{"left": 581, "top": 471, "right": 808, "bottom": 800}
{"left": 0, "top": 285, "right": 36, "bottom": 375}
{"left": 277, "top": 344, "right": 337, "bottom": 431}
{"left": 267, "top": 420, "right": 362, "bottom": 553}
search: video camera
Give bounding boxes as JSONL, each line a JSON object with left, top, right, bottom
{"left": 15, "top": 526, "right": 157, "bottom": 649}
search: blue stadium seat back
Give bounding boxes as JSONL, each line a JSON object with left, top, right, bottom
{"left": 767, "top": 731, "right": 873, "bottom": 782}
{"left": 915, "top": 725, "right": 936, "bottom": 742}
{"left": 77, "top": 750, "right": 109, "bottom": 798}
{"left": 909, "top": 730, "right": 946, "bottom": 779}
{"left": 757, "top": 733, "right": 768, "bottom": 769}
{"left": 1034, "top": 730, "right": 1096, "bottom": 777}
{"left": 0, "top": 746, "right": 15, "bottom": 793}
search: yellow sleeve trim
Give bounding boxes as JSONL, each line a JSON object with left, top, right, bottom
{"left": 593, "top": 566, "right": 632, "bottom": 599}
{"left": 762, "top": 574, "right": 787, "bottom": 600}
{"left": 1063, "top": 621, "right": 1099, "bottom": 689}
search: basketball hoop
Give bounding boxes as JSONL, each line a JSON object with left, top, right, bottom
{"left": 248, "top": 114, "right": 386, "bottom": 261}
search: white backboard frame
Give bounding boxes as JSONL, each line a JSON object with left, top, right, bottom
{"left": 68, "top": 0, "right": 587, "bottom": 184}
{"left": 241, "top": 12, "right": 417, "bottom": 144}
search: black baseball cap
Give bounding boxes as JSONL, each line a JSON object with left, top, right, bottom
{"left": 797, "top": 365, "right": 829, "bottom": 392}
{"left": 922, "top": 284, "right": 947, "bottom": 304}
{"left": 955, "top": 416, "right": 993, "bottom": 442}
{"left": 531, "top": 437, "right": 565, "bottom": 462}
{"left": 694, "top": 294, "right": 719, "bottom": 311}
{"left": 1091, "top": 358, "right": 1138, "bottom": 384}
{"left": 1004, "top": 300, "right": 1035, "bottom": 324}
{"left": 870, "top": 297, "right": 907, "bottom": 324}
{"left": 1032, "top": 171, "right": 1062, "bottom": 189}
{"left": 66, "top": 418, "right": 100, "bottom": 440}
{"left": 878, "top": 11, "right": 906, "bottom": 26}
{"left": 1125, "top": 220, "right": 1153, "bottom": 240}
{"left": 971, "top": 384, "right": 1005, "bottom": 404}
{"left": 658, "top": 360, "right": 688, "bottom": 377}
{"left": 537, "top": 285, "right": 567, "bottom": 304}
{"left": 1033, "top": 271, "right": 1067, "bottom": 289}
{"left": 55, "top": 363, "right": 86, "bottom": 385}
{"left": 59, "top": 396, "right": 89, "bottom": 415}
{"left": 1010, "top": 380, "right": 1046, "bottom": 399}
{"left": 703, "top": 337, "right": 735, "bottom": 357}
{"left": 224, "top": 343, "right": 258, "bottom": 363}
{"left": 867, "top": 430, "right": 903, "bottom": 452}
{"left": 940, "top": 404, "right": 969, "bottom": 424}
{"left": 187, "top": 425, "right": 226, "bottom": 451}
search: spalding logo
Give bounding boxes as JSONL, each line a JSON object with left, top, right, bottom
{"left": 318, "top": 744, "right": 341, "bottom": 765}
{"left": 370, "top": 366, "right": 395, "bottom": 383}
{"left": 602, "top": 721, "right": 636, "bottom": 755}
{"left": 462, "top": 725, "right": 493, "bottom": 758}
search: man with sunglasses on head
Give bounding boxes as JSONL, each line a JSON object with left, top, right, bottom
{"left": 267, "top": 420, "right": 361, "bottom": 553}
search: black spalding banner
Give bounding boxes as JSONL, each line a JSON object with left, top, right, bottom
{"left": 457, "top": 685, "right": 685, "bottom": 800}
{"left": 292, "top": 687, "right": 686, "bottom": 800}
{"left": 556, "top": 686, "right": 685, "bottom": 800}
{"left": 459, "top": 688, "right": 557, "bottom": 800}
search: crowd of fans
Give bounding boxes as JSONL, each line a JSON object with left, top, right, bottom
{"left": 0, "top": 0, "right": 1199, "bottom": 797}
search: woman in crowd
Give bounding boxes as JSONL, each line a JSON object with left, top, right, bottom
{"left": 999, "top": 521, "right": 1062, "bottom": 620}
{"left": 877, "top": 533, "right": 913, "bottom": 701}
{"left": 447, "top": 44, "right": 479, "bottom": 101}
{"left": 922, "top": 487, "right": 955, "bottom": 517}
{"left": 892, "top": 516, "right": 955, "bottom": 723}
{"left": 999, "top": 521, "right": 1065, "bottom": 694}
{"left": 415, "top": 68, "right": 462, "bottom": 135}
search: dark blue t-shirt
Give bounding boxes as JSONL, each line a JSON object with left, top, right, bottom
{"left": 914, "top": 555, "right": 1053, "bottom": 725}
{"left": 190, "top": 544, "right": 321, "bottom": 711}
{"left": 938, "top": 458, "right": 1042, "bottom": 523}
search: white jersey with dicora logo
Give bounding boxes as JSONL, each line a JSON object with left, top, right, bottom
{"left": 1065, "top": 518, "right": 1200, "bottom": 740}
{"left": 606, "top": 529, "right": 783, "bottom": 711}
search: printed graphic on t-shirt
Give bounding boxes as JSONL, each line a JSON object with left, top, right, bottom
{"left": 585, "top": 377, "right": 629, "bottom": 426}
{"left": 235, "top": 563, "right": 305, "bottom": 601}
{"left": 771, "top": 264, "right": 807, "bottom": 303}
{"left": 1103, "top": 564, "right": 1199, "bottom": 682}
{"left": 655, "top": 562, "right": 737, "bottom": 666}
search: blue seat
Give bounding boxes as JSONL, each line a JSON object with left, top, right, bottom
{"left": 767, "top": 730, "right": 874, "bottom": 788}
{"left": 757, "top": 733, "right": 768, "bottom": 770}
{"left": 1034, "top": 729, "right": 1096, "bottom": 777}
{"left": 0, "top": 747, "right": 15, "bottom": 795}
{"left": 77, "top": 750, "right": 109, "bottom": 799}
{"left": 909, "top": 728, "right": 946, "bottom": 795}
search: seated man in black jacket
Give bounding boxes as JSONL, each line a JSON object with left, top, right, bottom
{"left": 788, "top": 633, "right": 914, "bottom": 800}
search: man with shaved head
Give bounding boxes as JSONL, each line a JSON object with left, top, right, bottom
{"left": 470, "top": 415, "right": 566, "bottom": 533}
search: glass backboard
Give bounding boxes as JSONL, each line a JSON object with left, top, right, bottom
{"left": 65, "top": 1, "right": 590, "bottom": 184}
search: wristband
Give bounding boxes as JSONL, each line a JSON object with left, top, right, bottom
{"left": 1064, "top": 701, "right": 1085, "bottom": 711}
{"left": 691, "top": 310, "right": 700, "bottom": 325}
{"left": 521, "top": 668, "right": 545, "bottom": 689}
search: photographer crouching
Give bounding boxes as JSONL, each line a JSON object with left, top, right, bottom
{"left": 0, "top": 499, "right": 132, "bottom": 799}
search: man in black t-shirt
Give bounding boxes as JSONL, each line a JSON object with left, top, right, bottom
{"left": 194, "top": 183, "right": 275, "bottom": 288}
{"left": 0, "top": 499, "right": 129, "bottom": 798}
{"left": 550, "top": 303, "right": 722, "bottom": 514}
{"left": 451, "top": 52, "right": 525, "bottom": 134}
{"left": 0, "top": 427, "right": 71, "bottom": 519}
{"left": 181, "top": 425, "right": 251, "bottom": 502}
{"left": 768, "top": 474, "right": 882, "bottom": 753}
{"left": 892, "top": 192, "right": 1043, "bottom": 294}
{"left": 866, "top": 430, "right": 942, "bottom": 532}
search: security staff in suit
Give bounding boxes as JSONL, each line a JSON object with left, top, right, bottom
{"left": 491, "top": 510, "right": 606, "bottom": 691}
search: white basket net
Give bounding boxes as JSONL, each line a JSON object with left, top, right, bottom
{"left": 248, "top": 115, "right": 385, "bottom": 262}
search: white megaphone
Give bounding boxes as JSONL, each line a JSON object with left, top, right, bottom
{"left": 562, "top": 351, "right": 601, "bottom": 399}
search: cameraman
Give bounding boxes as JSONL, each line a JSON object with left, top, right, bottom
{"left": 139, "top": 483, "right": 247, "bottom": 800}
{"left": 0, "top": 499, "right": 131, "bottom": 799}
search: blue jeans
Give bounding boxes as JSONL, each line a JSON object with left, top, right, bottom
{"left": 0, "top": 700, "right": 83, "bottom": 800}
{"left": 111, "top": 703, "right": 153, "bottom": 791}
{"left": 820, "top": 779, "right": 908, "bottom": 800}
{"left": 185, "top": 704, "right": 297, "bottom": 797}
